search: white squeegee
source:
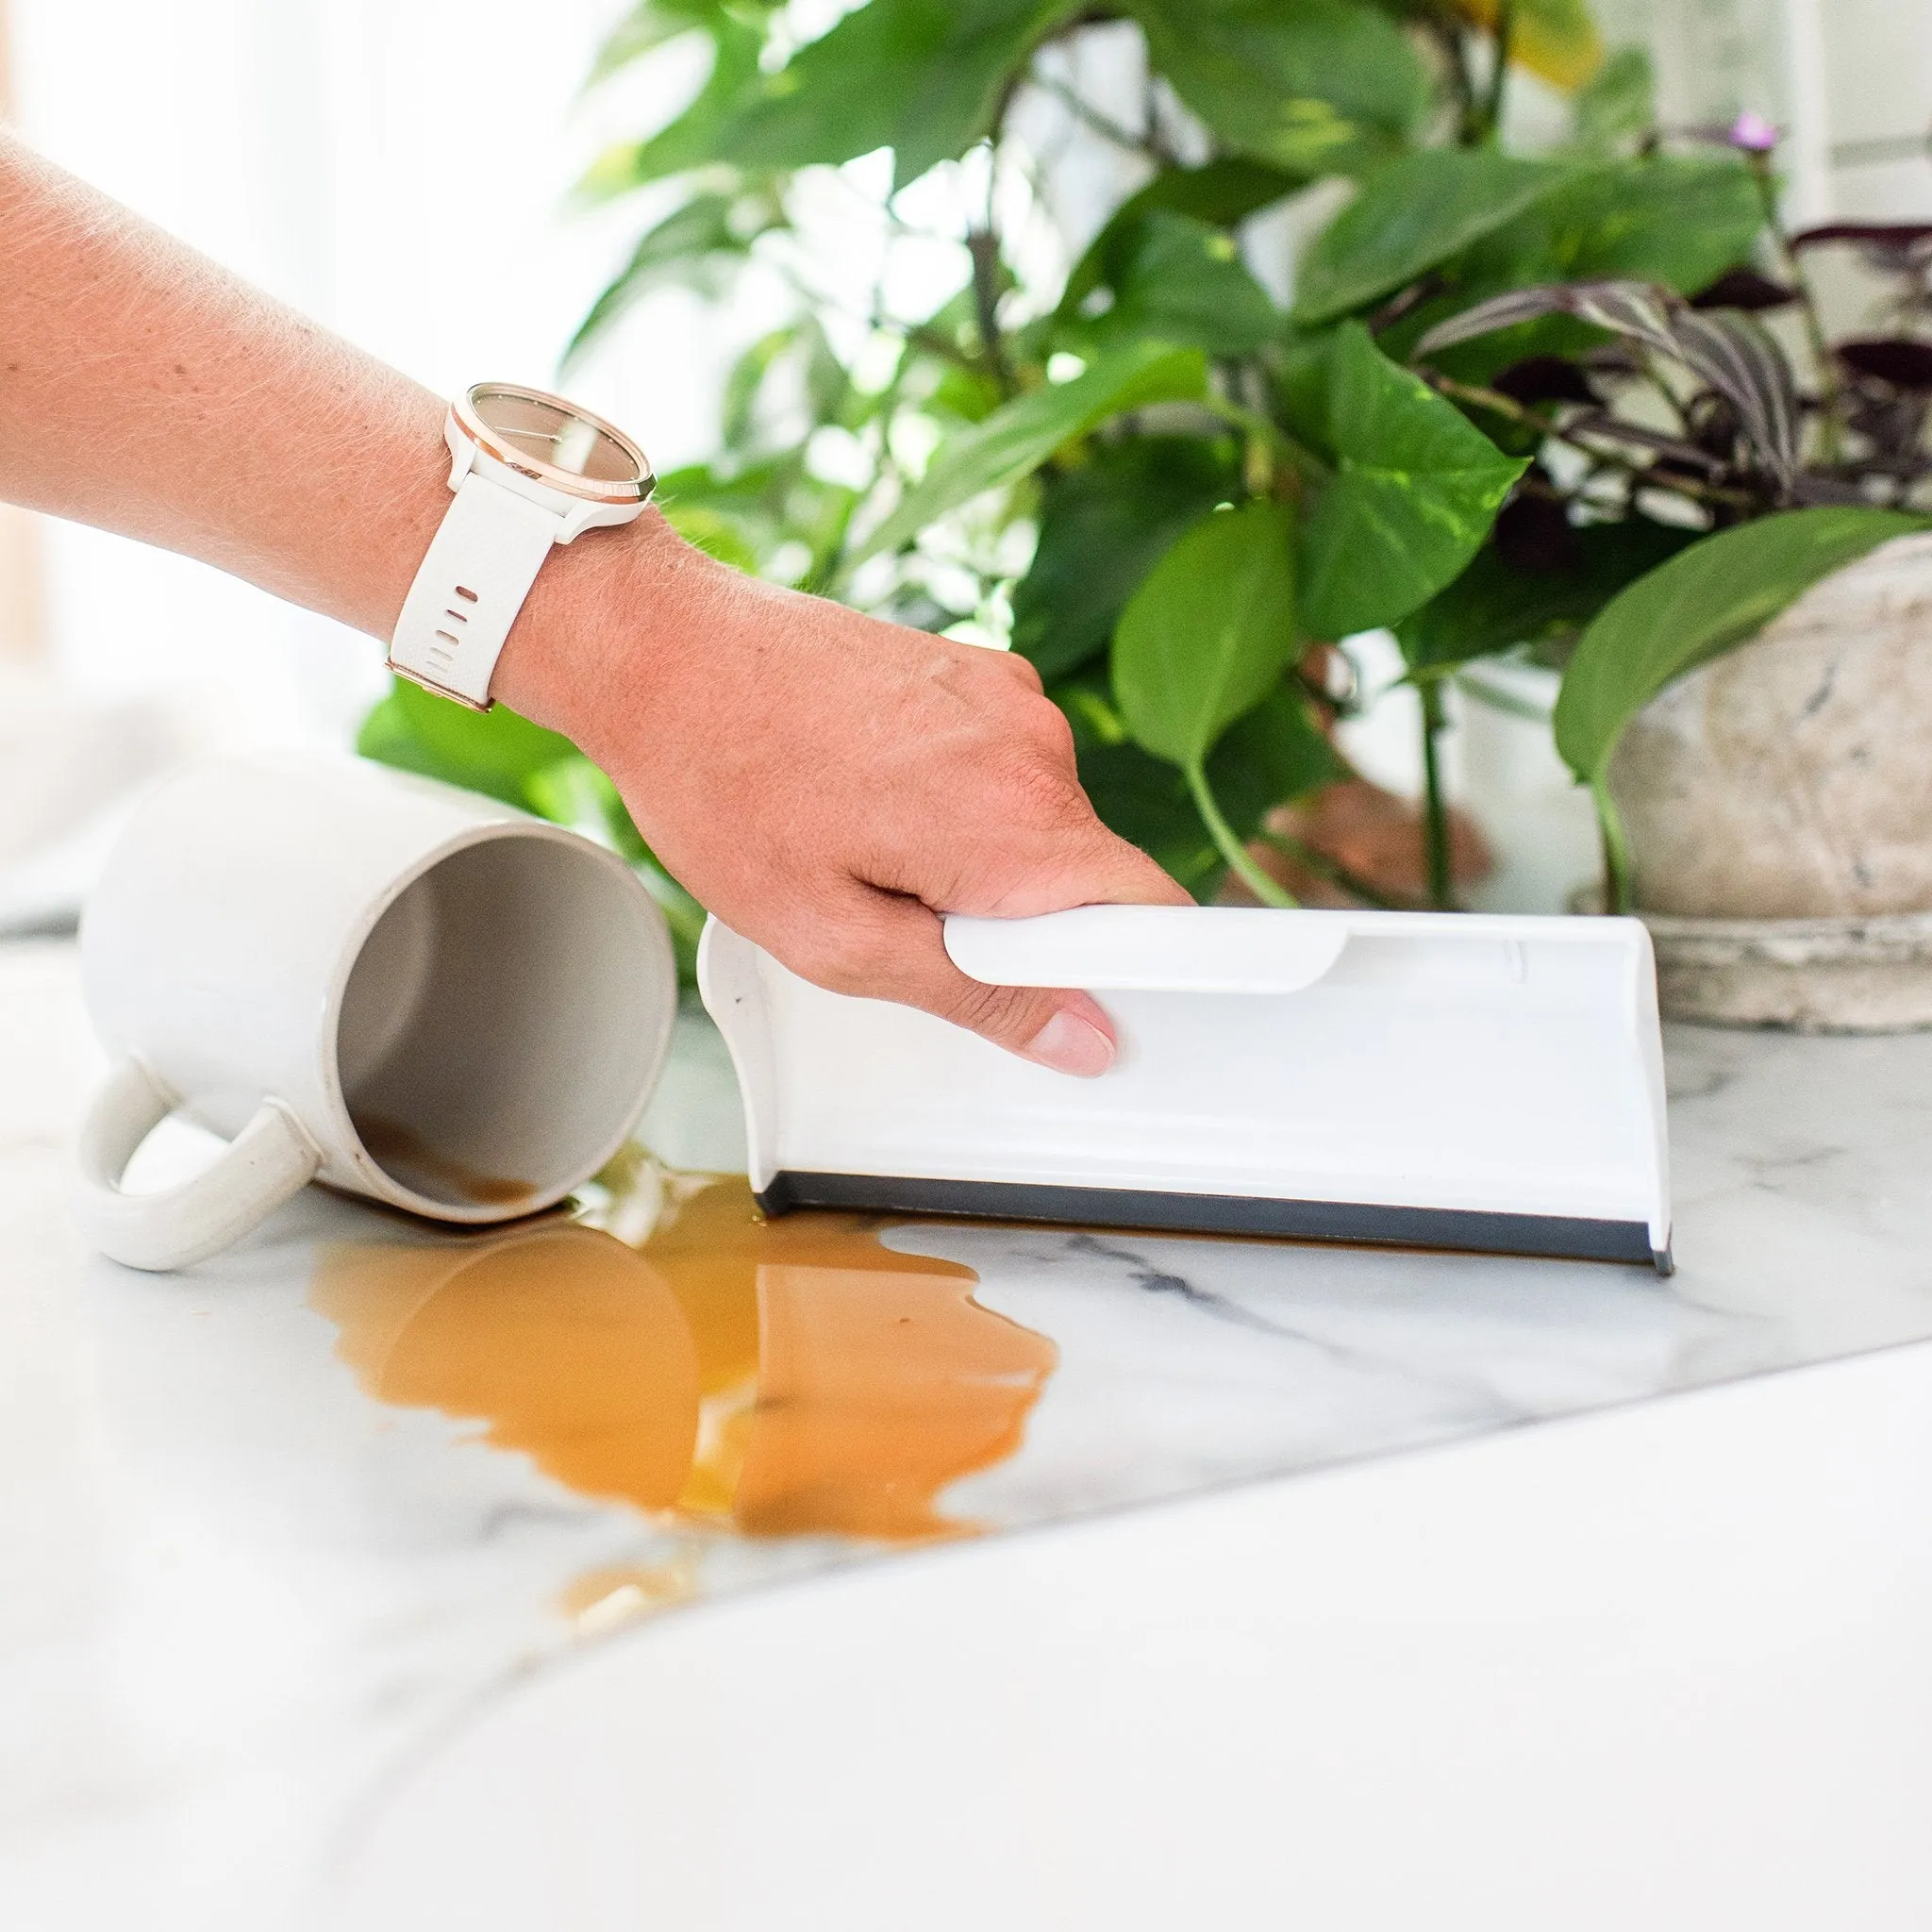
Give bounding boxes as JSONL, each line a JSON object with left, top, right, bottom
{"left": 699, "top": 906, "right": 1673, "bottom": 1274}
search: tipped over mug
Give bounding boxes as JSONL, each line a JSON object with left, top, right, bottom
{"left": 73, "top": 754, "right": 676, "bottom": 1271}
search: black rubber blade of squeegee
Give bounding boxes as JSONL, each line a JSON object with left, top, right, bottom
{"left": 758, "top": 1173, "right": 1668, "bottom": 1273}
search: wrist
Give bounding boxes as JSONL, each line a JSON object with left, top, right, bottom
{"left": 485, "top": 506, "right": 713, "bottom": 761}
{"left": 384, "top": 381, "right": 668, "bottom": 722}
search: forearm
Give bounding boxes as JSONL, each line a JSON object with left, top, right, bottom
{"left": 0, "top": 126, "right": 671, "bottom": 727}
{"left": 0, "top": 131, "right": 460, "bottom": 633}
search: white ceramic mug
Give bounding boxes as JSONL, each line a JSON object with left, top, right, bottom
{"left": 73, "top": 754, "right": 677, "bottom": 1271}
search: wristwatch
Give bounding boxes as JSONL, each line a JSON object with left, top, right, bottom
{"left": 388, "top": 382, "right": 655, "bottom": 711}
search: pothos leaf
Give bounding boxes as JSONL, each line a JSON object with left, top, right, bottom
{"left": 575, "top": 7, "right": 771, "bottom": 196}
{"left": 1012, "top": 438, "right": 1240, "bottom": 683}
{"left": 1075, "top": 211, "right": 1282, "bottom": 358}
{"left": 1071, "top": 734, "right": 1225, "bottom": 895}
{"left": 563, "top": 190, "right": 783, "bottom": 370}
{"left": 724, "top": 0, "right": 1083, "bottom": 191}
{"left": 357, "top": 679, "right": 576, "bottom": 809}
{"left": 584, "top": 0, "right": 779, "bottom": 90}
{"left": 1128, "top": 0, "right": 1429, "bottom": 176}
{"left": 1374, "top": 156, "right": 1768, "bottom": 381}
{"left": 1569, "top": 45, "right": 1656, "bottom": 152}
{"left": 1291, "top": 149, "right": 1569, "bottom": 326}
{"left": 853, "top": 341, "right": 1208, "bottom": 562}
{"left": 1553, "top": 508, "right": 1927, "bottom": 786}
{"left": 1111, "top": 501, "right": 1297, "bottom": 770}
{"left": 1396, "top": 516, "right": 1698, "bottom": 676}
{"left": 1215, "top": 680, "right": 1351, "bottom": 812}
{"left": 657, "top": 500, "right": 761, "bottom": 574}
{"left": 1061, "top": 674, "right": 1341, "bottom": 896}
{"left": 1058, "top": 159, "right": 1307, "bottom": 319}
{"left": 1461, "top": 156, "right": 1763, "bottom": 300}
{"left": 1297, "top": 323, "right": 1527, "bottom": 640}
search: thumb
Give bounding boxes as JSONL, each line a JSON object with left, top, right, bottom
{"left": 817, "top": 891, "right": 1117, "bottom": 1076}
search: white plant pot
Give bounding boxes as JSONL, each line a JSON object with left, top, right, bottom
{"left": 1606, "top": 530, "right": 1932, "bottom": 1031}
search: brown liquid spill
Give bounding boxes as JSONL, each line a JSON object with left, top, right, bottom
{"left": 310, "top": 1177, "right": 1058, "bottom": 1552}
{"left": 354, "top": 1113, "right": 536, "bottom": 1208}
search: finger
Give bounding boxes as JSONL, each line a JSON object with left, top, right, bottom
{"left": 1071, "top": 831, "right": 1197, "bottom": 908}
{"left": 959, "top": 823, "right": 1197, "bottom": 919}
{"left": 801, "top": 891, "right": 1120, "bottom": 1076}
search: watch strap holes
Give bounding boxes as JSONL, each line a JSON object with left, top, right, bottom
{"left": 453, "top": 585, "right": 479, "bottom": 602}
{"left": 442, "top": 608, "right": 469, "bottom": 625}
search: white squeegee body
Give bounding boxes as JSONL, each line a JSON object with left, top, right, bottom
{"left": 699, "top": 906, "right": 1673, "bottom": 1273}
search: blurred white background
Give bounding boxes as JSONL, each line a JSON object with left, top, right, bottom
{"left": 0, "top": 0, "right": 1928, "bottom": 924}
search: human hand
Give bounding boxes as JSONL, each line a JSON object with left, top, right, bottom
{"left": 501, "top": 516, "right": 1192, "bottom": 1076}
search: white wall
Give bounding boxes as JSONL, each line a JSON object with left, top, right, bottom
{"left": 1594, "top": 0, "right": 1932, "bottom": 222}
{"left": 1813, "top": 0, "right": 1932, "bottom": 219}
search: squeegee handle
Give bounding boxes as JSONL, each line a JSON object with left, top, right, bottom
{"left": 943, "top": 907, "right": 1350, "bottom": 994}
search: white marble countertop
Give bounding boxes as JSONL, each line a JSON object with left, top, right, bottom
{"left": 5, "top": 937, "right": 1932, "bottom": 1929}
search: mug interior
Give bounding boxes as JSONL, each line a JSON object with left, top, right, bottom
{"left": 333, "top": 831, "right": 671, "bottom": 1215}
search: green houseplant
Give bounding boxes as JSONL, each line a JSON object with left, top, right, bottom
{"left": 359, "top": 0, "right": 1929, "bottom": 976}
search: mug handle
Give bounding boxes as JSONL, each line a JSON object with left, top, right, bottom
{"left": 72, "top": 1057, "right": 324, "bottom": 1272}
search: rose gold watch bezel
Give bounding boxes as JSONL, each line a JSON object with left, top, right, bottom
{"left": 452, "top": 382, "right": 655, "bottom": 507}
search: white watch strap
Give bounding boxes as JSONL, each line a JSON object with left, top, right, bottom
{"left": 389, "top": 472, "right": 565, "bottom": 708}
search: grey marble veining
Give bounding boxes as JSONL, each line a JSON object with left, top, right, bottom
{"left": 6, "top": 939, "right": 1932, "bottom": 1929}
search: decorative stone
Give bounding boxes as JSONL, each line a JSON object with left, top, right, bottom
{"left": 1606, "top": 531, "right": 1932, "bottom": 1030}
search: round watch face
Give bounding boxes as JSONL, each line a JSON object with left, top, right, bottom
{"left": 458, "top": 384, "right": 653, "bottom": 502}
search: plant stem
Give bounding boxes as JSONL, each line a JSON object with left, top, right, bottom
{"left": 1479, "top": 0, "right": 1515, "bottom": 144}
{"left": 1186, "top": 760, "right": 1298, "bottom": 908}
{"left": 966, "top": 104, "right": 1019, "bottom": 400}
{"left": 1592, "top": 777, "right": 1634, "bottom": 913}
{"left": 1454, "top": 661, "right": 1553, "bottom": 723}
{"left": 1418, "top": 677, "right": 1455, "bottom": 910}
{"left": 1143, "top": 67, "right": 1175, "bottom": 165}
{"left": 1027, "top": 71, "right": 1157, "bottom": 158}
{"left": 1365, "top": 273, "right": 1447, "bottom": 337}
{"left": 964, "top": 226, "right": 1017, "bottom": 398}
{"left": 1200, "top": 392, "right": 1324, "bottom": 490}
{"left": 897, "top": 319, "right": 983, "bottom": 375}
{"left": 1421, "top": 8, "right": 1481, "bottom": 146}
{"left": 781, "top": 259, "right": 986, "bottom": 380}
{"left": 1256, "top": 828, "right": 1407, "bottom": 910}
{"left": 1746, "top": 147, "right": 1844, "bottom": 463}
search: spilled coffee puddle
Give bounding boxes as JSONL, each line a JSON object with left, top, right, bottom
{"left": 310, "top": 1177, "right": 1057, "bottom": 1547}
